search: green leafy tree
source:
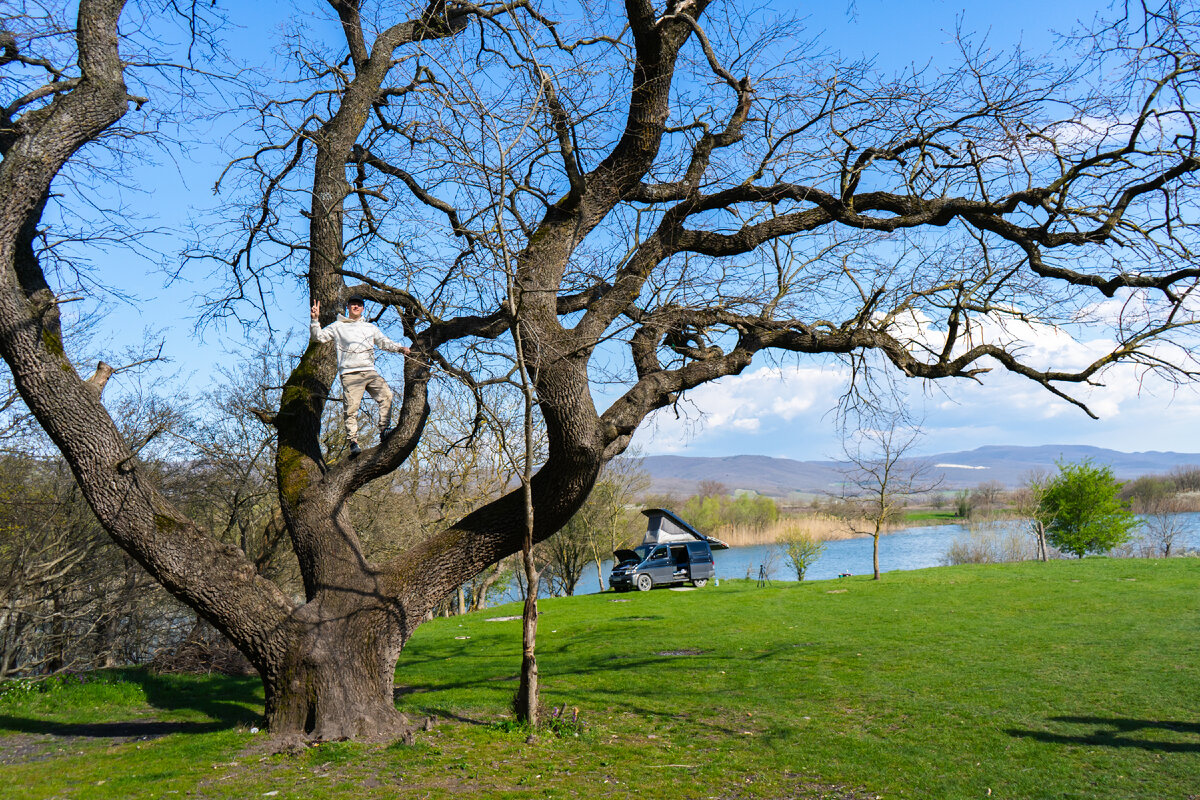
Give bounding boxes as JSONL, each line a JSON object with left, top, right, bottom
{"left": 954, "top": 490, "right": 974, "bottom": 519}
{"left": 1037, "top": 461, "right": 1140, "bottom": 558}
{"left": 1120, "top": 474, "right": 1175, "bottom": 512}
{"left": 681, "top": 495, "right": 723, "bottom": 534}
{"left": 680, "top": 491, "right": 778, "bottom": 535}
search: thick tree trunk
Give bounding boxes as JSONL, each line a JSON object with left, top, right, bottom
{"left": 255, "top": 491, "right": 419, "bottom": 740}
{"left": 263, "top": 607, "right": 409, "bottom": 742}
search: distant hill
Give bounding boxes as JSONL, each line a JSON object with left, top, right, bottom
{"left": 636, "top": 445, "right": 1200, "bottom": 499}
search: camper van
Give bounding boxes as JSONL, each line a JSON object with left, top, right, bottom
{"left": 609, "top": 508, "right": 728, "bottom": 592}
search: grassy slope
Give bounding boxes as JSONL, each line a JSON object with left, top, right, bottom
{"left": 1, "top": 558, "right": 1197, "bottom": 799}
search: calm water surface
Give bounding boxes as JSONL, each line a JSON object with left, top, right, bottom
{"left": 570, "top": 512, "right": 1200, "bottom": 595}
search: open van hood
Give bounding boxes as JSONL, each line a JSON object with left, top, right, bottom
{"left": 613, "top": 549, "right": 641, "bottom": 565}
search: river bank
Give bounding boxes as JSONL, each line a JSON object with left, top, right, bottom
{"left": 714, "top": 511, "right": 971, "bottom": 547}
{"left": 594, "top": 515, "right": 1200, "bottom": 594}
{"left": 715, "top": 491, "right": 1200, "bottom": 548}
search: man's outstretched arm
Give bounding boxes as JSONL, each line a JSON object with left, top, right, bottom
{"left": 373, "top": 327, "right": 410, "bottom": 355}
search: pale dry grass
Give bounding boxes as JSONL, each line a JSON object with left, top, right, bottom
{"left": 942, "top": 522, "right": 1039, "bottom": 565}
{"left": 716, "top": 515, "right": 895, "bottom": 547}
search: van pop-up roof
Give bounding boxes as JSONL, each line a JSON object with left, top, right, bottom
{"left": 640, "top": 508, "right": 730, "bottom": 550}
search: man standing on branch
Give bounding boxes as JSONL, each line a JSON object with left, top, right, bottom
{"left": 310, "top": 296, "right": 410, "bottom": 456}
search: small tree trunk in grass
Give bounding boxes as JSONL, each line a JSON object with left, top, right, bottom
{"left": 872, "top": 524, "right": 881, "bottom": 580}
{"left": 515, "top": 543, "right": 539, "bottom": 726}
{"left": 513, "top": 319, "right": 539, "bottom": 728}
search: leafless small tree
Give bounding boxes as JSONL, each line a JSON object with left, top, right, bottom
{"left": 972, "top": 481, "right": 1006, "bottom": 518}
{"left": 838, "top": 415, "right": 943, "bottom": 580}
{"left": 1016, "top": 469, "right": 1051, "bottom": 562}
{"left": 1143, "top": 499, "right": 1187, "bottom": 557}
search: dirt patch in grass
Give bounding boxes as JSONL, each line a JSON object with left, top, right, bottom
{"left": 0, "top": 733, "right": 72, "bottom": 765}
{"left": 0, "top": 720, "right": 188, "bottom": 765}
{"left": 784, "top": 779, "right": 883, "bottom": 799}
{"left": 744, "top": 773, "right": 883, "bottom": 800}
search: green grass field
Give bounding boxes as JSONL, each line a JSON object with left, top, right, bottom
{"left": 1, "top": 558, "right": 1198, "bottom": 799}
{"left": 900, "top": 510, "right": 960, "bottom": 523}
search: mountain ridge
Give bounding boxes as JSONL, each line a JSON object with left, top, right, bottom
{"left": 635, "top": 444, "right": 1200, "bottom": 498}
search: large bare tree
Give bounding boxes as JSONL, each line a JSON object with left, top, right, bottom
{"left": 4, "top": 0, "right": 1200, "bottom": 744}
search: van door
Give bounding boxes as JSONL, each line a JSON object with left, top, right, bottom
{"left": 644, "top": 545, "right": 674, "bottom": 585}
{"left": 686, "top": 541, "right": 715, "bottom": 580}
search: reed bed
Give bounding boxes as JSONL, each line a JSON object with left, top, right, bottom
{"left": 715, "top": 515, "right": 898, "bottom": 547}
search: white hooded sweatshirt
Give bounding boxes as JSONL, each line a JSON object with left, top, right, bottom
{"left": 310, "top": 315, "right": 407, "bottom": 376}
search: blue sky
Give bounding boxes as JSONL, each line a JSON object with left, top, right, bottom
{"left": 53, "top": 0, "right": 1200, "bottom": 462}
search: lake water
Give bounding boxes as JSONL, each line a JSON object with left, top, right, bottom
{"left": 564, "top": 512, "right": 1200, "bottom": 596}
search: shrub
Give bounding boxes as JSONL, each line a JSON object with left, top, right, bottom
{"left": 942, "top": 523, "right": 1040, "bottom": 565}
{"left": 778, "top": 528, "right": 827, "bottom": 581}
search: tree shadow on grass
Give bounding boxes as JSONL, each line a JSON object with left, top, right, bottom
{"left": 392, "top": 648, "right": 751, "bottom": 726}
{"left": 1006, "top": 716, "right": 1200, "bottom": 753}
{"left": 119, "top": 668, "right": 263, "bottom": 726}
{"left": 0, "top": 716, "right": 229, "bottom": 739}
{"left": 0, "top": 668, "right": 262, "bottom": 742}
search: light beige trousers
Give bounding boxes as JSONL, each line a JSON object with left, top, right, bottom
{"left": 341, "top": 370, "right": 393, "bottom": 442}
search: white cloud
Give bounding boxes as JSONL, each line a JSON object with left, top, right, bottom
{"left": 633, "top": 364, "right": 849, "bottom": 455}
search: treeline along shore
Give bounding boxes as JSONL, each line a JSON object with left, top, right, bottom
{"left": 655, "top": 464, "right": 1200, "bottom": 548}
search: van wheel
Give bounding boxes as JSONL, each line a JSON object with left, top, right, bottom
{"left": 636, "top": 574, "right": 653, "bottom": 592}
{"left": 692, "top": 578, "right": 708, "bottom": 588}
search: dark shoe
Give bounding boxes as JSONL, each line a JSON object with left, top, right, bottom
{"left": 349, "top": 441, "right": 361, "bottom": 457}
